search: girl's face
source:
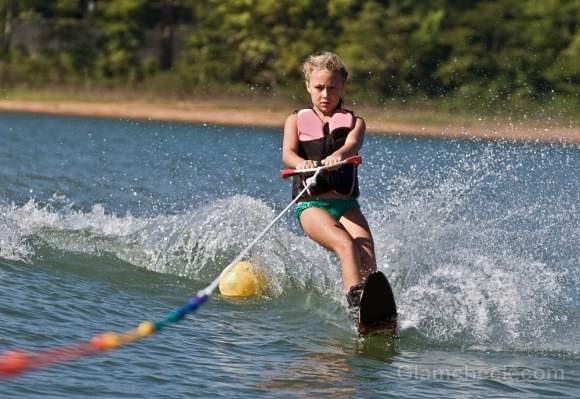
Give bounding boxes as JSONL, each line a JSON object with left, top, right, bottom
{"left": 306, "top": 69, "right": 344, "bottom": 115}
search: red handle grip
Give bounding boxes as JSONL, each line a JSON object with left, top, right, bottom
{"left": 280, "top": 169, "right": 297, "bottom": 179}
{"left": 344, "top": 155, "right": 363, "bottom": 166}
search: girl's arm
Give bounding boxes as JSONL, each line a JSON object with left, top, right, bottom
{"left": 324, "top": 117, "right": 366, "bottom": 166}
{"left": 282, "top": 113, "right": 318, "bottom": 170}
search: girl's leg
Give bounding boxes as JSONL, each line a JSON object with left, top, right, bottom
{"left": 299, "top": 207, "right": 362, "bottom": 290}
{"left": 339, "top": 207, "right": 376, "bottom": 281}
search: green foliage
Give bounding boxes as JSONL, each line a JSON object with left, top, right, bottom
{"left": 436, "top": 0, "right": 579, "bottom": 104}
{"left": 178, "top": 0, "right": 342, "bottom": 89}
{"left": 95, "top": 0, "right": 153, "bottom": 81}
{"left": 0, "top": 0, "right": 578, "bottom": 110}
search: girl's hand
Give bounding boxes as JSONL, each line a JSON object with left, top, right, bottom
{"left": 296, "top": 160, "right": 319, "bottom": 170}
{"left": 321, "top": 154, "right": 343, "bottom": 170}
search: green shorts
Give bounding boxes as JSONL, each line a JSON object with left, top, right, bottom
{"left": 295, "top": 198, "right": 360, "bottom": 226}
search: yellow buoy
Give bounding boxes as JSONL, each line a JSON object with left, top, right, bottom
{"left": 218, "top": 261, "right": 268, "bottom": 297}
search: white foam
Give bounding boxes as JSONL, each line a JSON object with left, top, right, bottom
{"left": 0, "top": 202, "right": 33, "bottom": 261}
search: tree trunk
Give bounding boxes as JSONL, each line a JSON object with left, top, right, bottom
{"left": 82, "top": 0, "right": 96, "bottom": 20}
{"left": 0, "top": 0, "right": 15, "bottom": 61}
{"left": 160, "top": 0, "right": 174, "bottom": 70}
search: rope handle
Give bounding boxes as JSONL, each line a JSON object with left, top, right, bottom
{"left": 280, "top": 155, "right": 362, "bottom": 179}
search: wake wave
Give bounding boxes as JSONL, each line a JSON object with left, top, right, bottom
{"left": 0, "top": 196, "right": 343, "bottom": 296}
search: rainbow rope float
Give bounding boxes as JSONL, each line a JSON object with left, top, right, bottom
{"left": 0, "top": 156, "right": 362, "bottom": 378}
{"left": 0, "top": 293, "right": 208, "bottom": 377}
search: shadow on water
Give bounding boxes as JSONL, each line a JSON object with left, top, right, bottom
{"left": 352, "top": 335, "right": 400, "bottom": 362}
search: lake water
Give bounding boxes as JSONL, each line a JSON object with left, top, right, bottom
{"left": 0, "top": 112, "right": 579, "bottom": 398}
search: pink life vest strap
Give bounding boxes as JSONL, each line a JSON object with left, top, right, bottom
{"left": 297, "top": 109, "right": 354, "bottom": 141}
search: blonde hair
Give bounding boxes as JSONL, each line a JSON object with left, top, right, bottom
{"left": 302, "top": 52, "right": 349, "bottom": 83}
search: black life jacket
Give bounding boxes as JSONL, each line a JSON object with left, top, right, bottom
{"left": 292, "top": 108, "right": 360, "bottom": 199}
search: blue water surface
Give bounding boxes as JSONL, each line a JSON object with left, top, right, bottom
{"left": 1, "top": 112, "right": 579, "bottom": 398}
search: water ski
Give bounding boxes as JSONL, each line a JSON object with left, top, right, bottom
{"left": 357, "top": 271, "right": 398, "bottom": 336}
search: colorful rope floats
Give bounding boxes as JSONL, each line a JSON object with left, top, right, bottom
{"left": 0, "top": 293, "right": 208, "bottom": 377}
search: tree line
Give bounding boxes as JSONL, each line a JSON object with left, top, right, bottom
{"left": 1, "top": 0, "right": 578, "bottom": 109}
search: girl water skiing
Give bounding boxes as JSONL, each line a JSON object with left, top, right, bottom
{"left": 282, "top": 52, "right": 376, "bottom": 312}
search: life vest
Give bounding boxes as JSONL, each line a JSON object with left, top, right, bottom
{"left": 292, "top": 108, "right": 360, "bottom": 199}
